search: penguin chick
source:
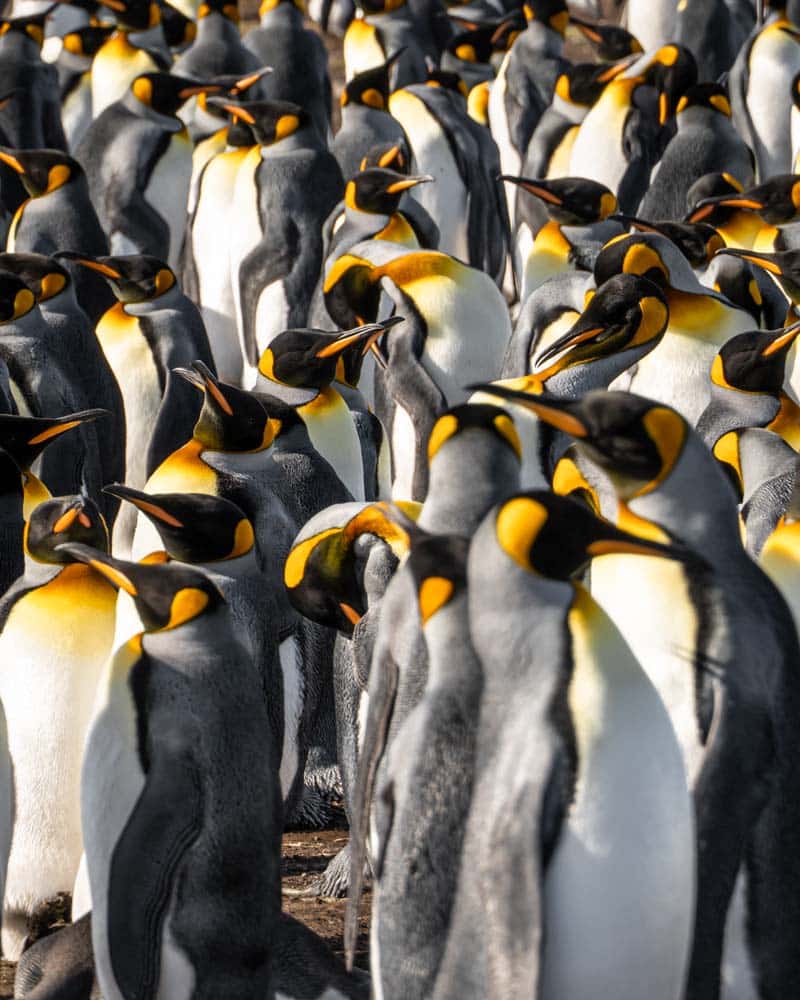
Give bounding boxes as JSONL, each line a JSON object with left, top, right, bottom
{"left": 59, "top": 545, "right": 282, "bottom": 1000}
{"left": 0, "top": 494, "right": 115, "bottom": 959}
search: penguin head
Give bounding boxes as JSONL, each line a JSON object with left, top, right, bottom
{"left": 553, "top": 61, "right": 630, "bottom": 109}
{"left": 356, "top": 0, "right": 405, "bottom": 15}
{"left": 521, "top": 0, "right": 569, "bottom": 36}
{"left": 285, "top": 500, "right": 415, "bottom": 635}
{"left": 0, "top": 408, "right": 107, "bottom": 476}
{"left": 594, "top": 231, "right": 699, "bottom": 294}
{"left": 177, "top": 361, "right": 290, "bottom": 452}
{"left": 714, "top": 247, "right": 800, "bottom": 292}
{"left": 212, "top": 98, "right": 307, "bottom": 144}
{"left": 258, "top": 0, "right": 305, "bottom": 16}
{"left": 57, "top": 545, "right": 224, "bottom": 632}
{"left": 692, "top": 174, "right": 800, "bottom": 226}
{"left": 640, "top": 44, "right": 698, "bottom": 125}
{"left": 610, "top": 216, "right": 723, "bottom": 270}
{"left": 195, "top": 67, "right": 271, "bottom": 120}
{"left": 130, "top": 73, "right": 224, "bottom": 117}
{"left": 323, "top": 253, "right": 380, "bottom": 328}
{"left": 0, "top": 270, "right": 36, "bottom": 322}
{"left": 161, "top": 4, "right": 197, "bottom": 49}
{"left": 447, "top": 26, "right": 498, "bottom": 67}
{"left": 710, "top": 321, "right": 800, "bottom": 396}
{"left": 25, "top": 493, "right": 109, "bottom": 564}
{"left": 685, "top": 171, "right": 745, "bottom": 224}
{"left": 0, "top": 148, "right": 80, "bottom": 198}
{"left": 59, "top": 24, "right": 116, "bottom": 59}
{"left": 56, "top": 252, "right": 176, "bottom": 303}
{"left": 340, "top": 52, "right": 402, "bottom": 110}
{"left": 529, "top": 274, "right": 669, "bottom": 386}
{"left": 258, "top": 317, "right": 403, "bottom": 390}
{"left": 104, "top": 485, "right": 255, "bottom": 563}
{"left": 95, "top": 0, "right": 160, "bottom": 31}
{"left": 569, "top": 16, "right": 642, "bottom": 61}
{"left": 500, "top": 175, "right": 617, "bottom": 226}
{"left": 427, "top": 403, "right": 522, "bottom": 476}
{"left": 358, "top": 142, "right": 408, "bottom": 173}
{"left": 197, "top": 0, "right": 240, "bottom": 21}
{"left": 344, "top": 168, "right": 433, "bottom": 214}
{"left": 675, "top": 82, "right": 732, "bottom": 119}
{"left": 0, "top": 10, "right": 50, "bottom": 47}
{"left": 408, "top": 533, "right": 469, "bottom": 626}
{"left": 493, "top": 390, "right": 689, "bottom": 502}
{"left": 0, "top": 254, "right": 70, "bottom": 303}
{"left": 491, "top": 490, "right": 693, "bottom": 581}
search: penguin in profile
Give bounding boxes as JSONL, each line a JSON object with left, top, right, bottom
{"left": 593, "top": 231, "right": 754, "bottom": 422}
{"left": 342, "top": 0, "right": 431, "bottom": 87}
{"left": 501, "top": 388, "right": 800, "bottom": 1000}
{"left": 227, "top": 99, "right": 343, "bottom": 378}
{"left": 89, "top": 0, "right": 166, "bottom": 118}
{"left": 569, "top": 15, "right": 642, "bottom": 62}
{"left": 612, "top": 215, "right": 725, "bottom": 271}
{"left": 388, "top": 71, "right": 509, "bottom": 283}
{"left": 76, "top": 73, "right": 224, "bottom": 269}
{"left": 717, "top": 245, "right": 800, "bottom": 311}
{"left": 244, "top": 0, "right": 332, "bottom": 143}
{"left": 0, "top": 10, "right": 67, "bottom": 150}
{"left": 55, "top": 24, "right": 116, "bottom": 150}
{"left": 0, "top": 147, "right": 112, "bottom": 323}
{"left": 638, "top": 84, "right": 755, "bottom": 223}
{"left": 730, "top": 9, "right": 800, "bottom": 180}
{"left": 60, "top": 545, "right": 281, "bottom": 1000}
{"left": 684, "top": 171, "right": 776, "bottom": 251}
{"left": 433, "top": 490, "right": 695, "bottom": 1000}
{"left": 0, "top": 493, "right": 117, "bottom": 959}
{"left": 501, "top": 174, "right": 618, "bottom": 303}
{"left": 323, "top": 242, "right": 512, "bottom": 498}
{"left": 62, "top": 253, "right": 214, "bottom": 554}
{"left": 257, "top": 320, "right": 401, "bottom": 501}
{"left": 690, "top": 172, "right": 800, "bottom": 249}
{"left": 332, "top": 54, "right": 408, "bottom": 182}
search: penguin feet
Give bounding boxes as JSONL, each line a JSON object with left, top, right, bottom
{"left": 286, "top": 786, "right": 332, "bottom": 830}
{"left": 23, "top": 892, "right": 72, "bottom": 950}
{"left": 283, "top": 842, "right": 361, "bottom": 899}
{"left": 303, "top": 762, "right": 344, "bottom": 801}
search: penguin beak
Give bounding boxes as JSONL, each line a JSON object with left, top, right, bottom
{"left": 54, "top": 542, "right": 140, "bottom": 595}
{"left": 762, "top": 319, "right": 800, "bottom": 357}
{"left": 316, "top": 316, "right": 404, "bottom": 359}
{"left": 714, "top": 247, "right": 783, "bottom": 276}
{"left": 499, "top": 175, "right": 563, "bottom": 205}
{"left": 178, "top": 83, "right": 224, "bottom": 100}
{"left": 467, "top": 384, "right": 590, "bottom": 437}
{"left": 610, "top": 213, "right": 659, "bottom": 235}
{"left": 0, "top": 150, "right": 25, "bottom": 175}
{"left": 23, "top": 408, "right": 107, "bottom": 447}
{"left": 187, "top": 360, "right": 234, "bottom": 415}
{"left": 55, "top": 252, "right": 123, "bottom": 280}
{"left": 103, "top": 484, "right": 184, "bottom": 527}
{"left": 534, "top": 318, "right": 608, "bottom": 370}
{"left": 52, "top": 497, "right": 95, "bottom": 534}
{"left": 229, "top": 66, "right": 272, "bottom": 94}
{"left": 173, "top": 366, "right": 206, "bottom": 390}
{"left": 585, "top": 519, "right": 703, "bottom": 565}
{"left": 216, "top": 101, "right": 256, "bottom": 123}
{"left": 384, "top": 175, "right": 434, "bottom": 194}
{"left": 703, "top": 195, "right": 765, "bottom": 213}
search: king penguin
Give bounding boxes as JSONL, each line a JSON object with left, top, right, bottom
{"left": 76, "top": 73, "right": 224, "bottom": 269}
{"left": 61, "top": 252, "right": 213, "bottom": 555}
{"left": 61, "top": 545, "right": 281, "bottom": 1000}
{"left": 89, "top": 0, "right": 166, "bottom": 118}
{"left": 55, "top": 24, "right": 116, "bottom": 150}
{"left": 0, "top": 493, "right": 117, "bottom": 959}
{"left": 503, "top": 388, "right": 800, "bottom": 1000}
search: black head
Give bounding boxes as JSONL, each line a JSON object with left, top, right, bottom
{"left": 161, "top": 4, "right": 197, "bottom": 48}
{"left": 0, "top": 269, "right": 36, "bottom": 322}
{"left": 0, "top": 9, "right": 51, "bottom": 46}
{"left": 57, "top": 544, "right": 224, "bottom": 632}
{"left": 611, "top": 216, "right": 723, "bottom": 269}
{"left": 211, "top": 98, "right": 307, "bottom": 144}
{"left": 357, "top": 142, "right": 409, "bottom": 174}
{"left": 675, "top": 82, "right": 731, "bottom": 118}
{"left": 0, "top": 254, "right": 70, "bottom": 302}
{"left": 553, "top": 61, "right": 629, "bottom": 107}
{"left": 344, "top": 168, "right": 433, "bottom": 213}
{"left": 501, "top": 175, "right": 617, "bottom": 226}
{"left": 56, "top": 253, "right": 175, "bottom": 303}
{"left": 427, "top": 403, "right": 522, "bottom": 466}
{"left": 95, "top": 0, "right": 160, "bottom": 31}
{"left": 447, "top": 25, "right": 498, "bottom": 65}
{"left": 130, "top": 73, "right": 224, "bottom": 117}
{"left": 492, "top": 489, "right": 692, "bottom": 580}
{"left": 197, "top": 0, "right": 240, "bottom": 20}
{"left": 340, "top": 52, "right": 402, "bottom": 110}
{"left": 711, "top": 322, "right": 800, "bottom": 395}
{"left": 407, "top": 533, "right": 469, "bottom": 625}
{"left": 104, "top": 485, "right": 255, "bottom": 563}
{"left": 25, "top": 493, "right": 108, "bottom": 563}
{"left": 322, "top": 254, "right": 380, "bottom": 328}
{"left": 569, "top": 16, "right": 642, "bottom": 61}
{"left": 696, "top": 174, "right": 800, "bottom": 226}
{"left": 0, "top": 409, "right": 107, "bottom": 471}
{"left": 643, "top": 44, "right": 698, "bottom": 125}
{"left": 60, "top": 24, "right": 116, "bottom": 57}
{"left": 685, "top": 171, "right": 744, "bottom": 223}
{"left": 0, "top": 148, "right": 79, "bottom": 198}
{"left": 522, "top": 0, "right": 568, "bottom": 35}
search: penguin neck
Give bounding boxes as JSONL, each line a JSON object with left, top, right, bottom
{"left": 123, "top": 89, "right": 184, "bottom": 131}
{"left": 199, "top": 548, "right": 258, "bottom": 578}
{"left": 344, "top": 204, "right": 391, "bottom": 241}
{"left": 696, "top": 386, "right": 779, "bottom": 447}
{"left": 423, "top": 593, "right": 481, "bottom": 692}
{"left": 256, "top": 378, "right": 320, "bottom": 407}
{"left": 625, "top": 440, "right": 743, "bottom": 561}
{"left": 141, "top": 604, "right": 231, "bottom": 668}
{"left": 551, "top": 92, "right": 589, "bottom": 124}
{"left": 38, "top": 283, "right": 80, "bottom": 318}
{"left": 22, "top": 555, "right": 71, "bottom": 587}
{"left": 260, "top": 125, "right": 316, "bottom": 156}
{"left": 259, "top": 1, "right": 302, "bottom": 26}
{"left": 418, "top": 444, "right": 521, "bottom": 534}
{"left": 543, "top": 344, "right": 654, "bottom": 399}
{"left": 58, "top": 49, "right": 92, "bottom": 74}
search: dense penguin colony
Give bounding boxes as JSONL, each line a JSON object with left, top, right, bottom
{"left": 0, "top": 0, "right": 799, "bottom": 996}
